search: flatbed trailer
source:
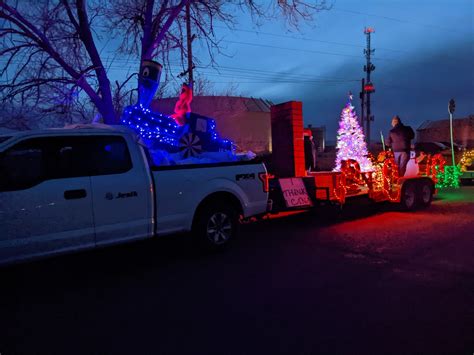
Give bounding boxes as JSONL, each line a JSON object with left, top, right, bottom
{"left": 265, "top": 100, "right": 443, "bottom": 214}
{"left": 267, "top": 163, "right": 437, "bottom": 213}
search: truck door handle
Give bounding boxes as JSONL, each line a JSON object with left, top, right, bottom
{"left": 64, "top": 189, "right": 87, "bottom": 200}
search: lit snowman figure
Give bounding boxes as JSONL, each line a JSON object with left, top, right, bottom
{"left": 404, "top": 150, "right": 426, "bottom": 178}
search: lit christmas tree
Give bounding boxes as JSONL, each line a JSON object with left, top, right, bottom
{"left": 333, "top": 94, "right": 374, "bottom": 172}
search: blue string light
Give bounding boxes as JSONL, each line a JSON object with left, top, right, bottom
{"left": 121, "top": 104, "right": 233, "bottom": 154}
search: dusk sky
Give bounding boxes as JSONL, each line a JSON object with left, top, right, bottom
{"left": 143, "top": 0, "right": 474, "bottom": 141}
{"left": 1, "top": 1, "right": 473, "bottom": 139}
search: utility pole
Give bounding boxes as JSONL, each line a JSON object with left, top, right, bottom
{"left": 363, "top": 27, "right": 376, "bottom": 145}
{"left": 185, "top": 2, "right": 194, "bottom": 87}
{"left": 359, "top": 78, "right": 365, "bottom": 127}
{"left": 448, "top": 98, "right": 456, "bottom": 166}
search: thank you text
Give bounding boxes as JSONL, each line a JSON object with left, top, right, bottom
{"left": 279, "top": 178, "right": 313, "bottom": 208}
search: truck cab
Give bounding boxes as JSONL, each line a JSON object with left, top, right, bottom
{"left": 0, "top": 126, "right": 268, "bottom": 265}
{"left": 0, "top": 127, "right": 154, "bottom": 263}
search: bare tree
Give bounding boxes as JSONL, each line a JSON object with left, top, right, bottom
{"left": 1, "top": 0, "right": 328, "bottom": 125}
{"left": 187, "top": 74, "right": 213, "bottom": 96}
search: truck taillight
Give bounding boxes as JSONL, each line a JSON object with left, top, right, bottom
{"left": 258, "top": 172, "right": 274, "bottom": 193}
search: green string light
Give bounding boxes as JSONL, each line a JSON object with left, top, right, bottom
{"left": 436, "top": 165, "right": 462, "bottom": 188}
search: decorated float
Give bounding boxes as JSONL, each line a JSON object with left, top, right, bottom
{"left": 121, "top": 60, "right": 245, "bottom": 166}
{"left": 265, "top": 95, "right": 446, "bottom": 213}
{"left": 328, "top": 95, "right": 446, "bottom": 205}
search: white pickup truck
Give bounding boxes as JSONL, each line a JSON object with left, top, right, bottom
{"left": 0, "top": 126, "right": 269, "bottom": 265}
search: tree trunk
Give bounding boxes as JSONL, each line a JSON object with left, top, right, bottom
{"left": 98, "top": 99, "right": 118, "bottom": 124}
{"left": 96, "top": 72, "right": 117, "bottom": 124}
{"left": 76, "top": 0, "right": 117, "bottom": 124}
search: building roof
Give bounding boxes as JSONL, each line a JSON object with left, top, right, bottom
{"left": 151, "top": 96, "right": 273, "bottom": 116}
{"left": 417, "top": 116, "right": 474, "bottom": 130}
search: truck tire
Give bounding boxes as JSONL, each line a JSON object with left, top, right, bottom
{"left": 193, "top": 201, "right": 238, "bottom": 248}
{"left": 400, "top": 180, "right": 417, "bottom": 211}
{"left": 417, "top": 180, "right": 433, "bottom": 208}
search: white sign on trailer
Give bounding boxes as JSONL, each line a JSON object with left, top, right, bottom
{"left": 279, "top": 178, "right": 313, "bottom": 208}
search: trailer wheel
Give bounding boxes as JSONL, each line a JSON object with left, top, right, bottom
{"left": 417, "top": 180, "right": 433, "bottom": 208}
{"left": 400, "top": 181, "right": 417, "bottom": 211}
{"left": 193, "top": 200, "right": 238, "bottom": 248}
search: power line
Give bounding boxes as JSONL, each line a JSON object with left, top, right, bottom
{"left": 186, "top": 80, "right": 353, "bottom": 85}
{"left": 193, "top": 64, "right": 353, "bottom": 81}
{"left": 0, "top": 59, "right": 359, "bottom": 82}
{"left": 332, "top": 8, "right": 466, "bottom": 34}
{"left": 214, "top": 25, "right": 409, "bottom": 54}
{"left": 221, "top": 39, "right": 396, "bottom": 61}
{"left": 196, "top": 72, "right": 359, "bottom": 83}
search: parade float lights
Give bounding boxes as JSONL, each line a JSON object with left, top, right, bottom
{"left": 120, "top": 60, "right": 234, "bottom": 162}
{"left": 122, "top": 103, "right": 233, "bottom": 154}
{"left": 333, "top": 95, "right": 374, "bottom": 173}
{"left": 436, "top": 97, "right": 463, "bottom": 188}
{"left": 460, "top": 149, "right": 474, "bottom": 172}
{"left": 332, "top": 152, "right": 401, "bottom": 204}
{"left": 122, "top": 104, "right": 181, "bottom": 145}
{"left": 330, "top": 93, "right": 457, "bottom": 194}
{"left": 436, "top": 165, "right": 462, "bottom": 188}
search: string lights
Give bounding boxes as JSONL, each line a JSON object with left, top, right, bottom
{"left": 121, "top": 104, "right": 182, "bottom": 150}
{"left": 459, "top": 149, "right": 474, "bottom": 172}
{"left": 121, "top": 103, "right": 233, "bottom": 155}
{"left": 436, "top": 165, "right": 462, "bottom": 188}
{"left": 333, "top": 95, "right": 374, "bottom": 173}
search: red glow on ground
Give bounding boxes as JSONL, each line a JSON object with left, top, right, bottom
{"left": 267, "top": 210, "right": 307, "bottom": 219}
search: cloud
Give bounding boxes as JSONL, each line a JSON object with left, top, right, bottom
{"left": 275, "top": 39, "right": 474, "bottom": 140}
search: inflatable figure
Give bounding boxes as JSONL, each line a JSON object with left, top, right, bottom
{"left": 404, "top": 151, "right": 426, "bottom": 178}
{"left": 138, "top": 60, "right": 162, "bottom": 108}
{"left": 171, "top": 83, "right": 193, "bottom": 126}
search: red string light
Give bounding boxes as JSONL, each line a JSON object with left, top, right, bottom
{"left": 333, "top": 152, "right": 401, "bottom": 204}
{"left": 425, "top": 153, "right": 445, "bottom": 186}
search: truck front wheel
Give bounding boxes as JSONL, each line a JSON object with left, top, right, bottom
{"left": 194, "top": 201, "right": 238, "bottom": 248}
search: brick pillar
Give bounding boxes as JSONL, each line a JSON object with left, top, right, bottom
{"left": 270, "top": 101, "right": 306, "bottom": 177}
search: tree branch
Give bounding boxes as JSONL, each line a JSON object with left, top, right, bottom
{"left": 145, "top": 0, "right": 189, "bottom": 60}
{"left": 60, "top": 0, "right": 80, "bottom": 32}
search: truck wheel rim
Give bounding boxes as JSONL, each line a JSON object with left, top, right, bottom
{"left": 421, "top": 185, "right": 431, "bottom": 203}
{"left": 404, "top": 186, "right": 415, "bottom": 208}
{"left": 207, "top": 212, "right": 232, "bottom": 244}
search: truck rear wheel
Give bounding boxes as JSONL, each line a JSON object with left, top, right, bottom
{"left": 417, "top": 180, "right": 433, "bottom": 208}
{"left": 400, "top": 181, "right": 417, "bottom": 211}
{"left": 193, "top": 201, "right": 238, "bottom": 248}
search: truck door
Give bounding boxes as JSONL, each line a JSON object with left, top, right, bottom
{"left": 87, "top": 135, "right": 152, "bottom": 246}
{"left": 0, "top": 136, "right": 95, "bottom": 263}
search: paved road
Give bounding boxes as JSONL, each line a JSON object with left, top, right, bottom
{"left": 1, "top": 187, "right": 473, "bottom": 355}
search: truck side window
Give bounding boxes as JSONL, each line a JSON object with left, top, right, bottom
{"left": 87, "top": 136, "right": 132, "bottom": 175}
{"left": 0, "top": 135, "right": 132, "bottom": 192}
{"left": 47, "top": 139, "right": 90, "bottom": 179}
{"left": 0, "top": 141, "right": 45, "bottom": 192}
{"left": 44, "top": 135, "right": 132, "bottom": 176}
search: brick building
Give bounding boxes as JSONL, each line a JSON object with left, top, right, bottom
{"left": 151, "top": 96, "right": 272, "bottom": 154}
{"left": 416, "top": 116, "right": 474, "bottom": 148}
